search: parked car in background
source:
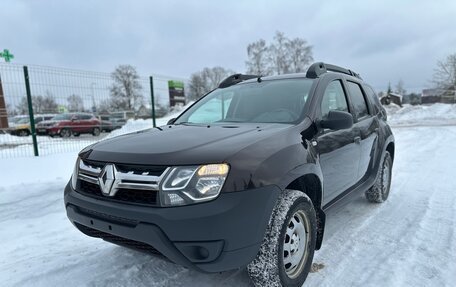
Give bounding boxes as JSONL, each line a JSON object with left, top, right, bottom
{"left": 110, "top": 111, "right": 135, "bottom": 121}
{"left": 7, "top": 115, "right": 28, "bottom": 126}
{"left": 7, "top": 114, "right": 55, "bottom": 136}
{"left": 110, "top": 118, "right": 127, "bottom": 130}
{"left": 108, "top": 111, "right": 134, "bottom": 130}
{"left": 37, "top": 113, "right": 101, "bottom": 137}
{"left": 98, "top": 115, "right": 114, "bottom": 132}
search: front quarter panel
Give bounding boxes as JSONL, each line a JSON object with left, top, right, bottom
{"left": 223, "top": 120, "right": 321, "bottom": 193}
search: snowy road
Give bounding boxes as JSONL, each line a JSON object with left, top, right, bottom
{"left": 1, "top": 125, "right": 456, "bottom": 287}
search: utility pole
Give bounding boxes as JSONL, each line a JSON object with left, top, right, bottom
{"left": 0, "top": 75, "right": 9, "bottom": 129}
{"left": 90, "top": 82, "right": 96, "bottom": 113}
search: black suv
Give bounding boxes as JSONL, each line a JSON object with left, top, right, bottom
{"left": 65, "top": 62, "right": 394, "bottom": 286}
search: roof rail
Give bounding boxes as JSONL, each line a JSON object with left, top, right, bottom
{"left": 218, "top": 74, "right": 259, "bottom": 88}
{"left": 306, "top": 62, "right": 362, "bottom": 80}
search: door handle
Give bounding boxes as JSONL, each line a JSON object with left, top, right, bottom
{"left": 354, "top": 136, "right": 361, "bottom": 144}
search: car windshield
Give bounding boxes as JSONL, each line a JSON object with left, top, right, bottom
{"left": 52, "top": 114, "right": 72, "bottom": 120}
{"left": 175, "top": 78, "right": 314, "bottom": 124}
{"left": 16, "top": 118, "right": 30, "bottom": 124}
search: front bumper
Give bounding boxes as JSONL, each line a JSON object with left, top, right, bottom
{"left": 36, "top": 127, "right": 51, "bottom": 135}
{"left": 64, "top": 182, "right": 280, "bottom": 272}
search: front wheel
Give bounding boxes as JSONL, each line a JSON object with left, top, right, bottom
{"left": 247, "top": 189, "right": 317, "bottom": 287}
{"left": 60, "top": 128, "right": 72, "bottom": 138}
{"left": 18, "top": 129, "right": 30, "bottom": 137}
{"left": 92, "top": 127, "right": 101, "bottom": 136}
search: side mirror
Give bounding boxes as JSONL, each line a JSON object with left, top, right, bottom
{"left": 167, "top": 118, "right": 176, "bottom": 125}
{"left": 320, "top": 110, "right": 353, "bottom": 130}
{"left": 71, "top": 116, "right": 77, "bottom": 122}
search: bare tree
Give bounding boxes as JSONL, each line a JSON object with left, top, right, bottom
{"left": 395, "top": 79, "right": 407, "bottom": 95}
{"left": 97, "top": 99, "right": 111, "bottom": 114}
{"left": 432, "top": 53, "right": 456, "bottom": 90}
{"left": 245, "top": 31, "right": 313, "bottom": 76}
{"left": 110, "top": 65, "right": 143, "bottom": 111}
{"left": 16, "top": 93, "right": 58, "bottom": 115}
{"left": 269, "top": 31, "right": 290, "bottom": 75}
{"left": 188, "top": 73, "right": 209, "bottom": 100}
{"left": 188, "top": 67, "right": 234, "bottom": 100}
{"left": 67, "top": 94, "right": 84, "bottom": 112}
{"left": 246, "top": 39, "right": 271, "bottom": 75}
{"left": 287, "top": 38, "right": 313, "bottom": 73}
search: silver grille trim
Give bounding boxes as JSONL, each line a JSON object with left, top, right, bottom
{"left": 77, "top": 160, "right": 169, "bottom": 193}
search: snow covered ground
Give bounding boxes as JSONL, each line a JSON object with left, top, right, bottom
{"left": 1, "top": 104, "right": 456, "bottom": 286}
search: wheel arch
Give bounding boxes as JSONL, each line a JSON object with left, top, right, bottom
{"left": 283, "top": 170, "right": 326, "bottom": 250}
{"left": 386, "top": 141, "right": 395, "bottom": 162}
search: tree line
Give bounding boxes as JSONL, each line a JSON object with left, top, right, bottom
{"left": 187, "top": 31, "right": 314, "bottom": 100}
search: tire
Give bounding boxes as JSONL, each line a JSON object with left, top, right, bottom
{"left": 92, "top": 127, "right": 101, "bottom": 136}
{"left": 18, "top": 130, "right": 30, "bottom": 137}
{"left": 247, "top": 189, "right": 317, "bottom": 287}
{"left": 73, "top": 133, "right": 80, "bottom": 137}
{"left": 60, "top": 128, "right": 72, "bottom": 138}
{"left": 365, "top": 151, "right": 392, "bottom": 203}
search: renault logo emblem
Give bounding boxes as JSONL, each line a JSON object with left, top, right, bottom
{"left": 98, "top": 164, "right": 118, "bottom": 196}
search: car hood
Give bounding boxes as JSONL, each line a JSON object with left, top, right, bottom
{"left": 83, "top": 123, "right": 293, "bottom": 165}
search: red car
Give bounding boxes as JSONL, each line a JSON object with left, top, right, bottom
{"left": 37, "top": 113, "right": 101, "bottom": 137}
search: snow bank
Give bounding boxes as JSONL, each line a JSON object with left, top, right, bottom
{"left": 0, "top": 134, "right": 53, "bottom": 145}
{"left": 386, "top": 103, "right": 456, "bottom": 126}
{"left": 96, "top": 104, "right": 190, "bottom": 140}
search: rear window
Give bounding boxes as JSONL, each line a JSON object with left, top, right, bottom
{"left": 346, "top": 81, "right": 369, "bottom": 119}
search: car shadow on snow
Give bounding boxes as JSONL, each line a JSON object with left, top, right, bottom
{"left": 80, "top": 242, "right": 253, "bottom": 287}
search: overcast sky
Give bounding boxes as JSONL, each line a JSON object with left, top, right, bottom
{"left": 2, "top": 0, "right": 456, "bottom": 92}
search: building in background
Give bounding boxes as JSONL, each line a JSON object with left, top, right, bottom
{"left": 421, "top": 88, "right": 455, "bottom": 104}
{"left": 380, "top": 93, "right": 403, "bottom": 106}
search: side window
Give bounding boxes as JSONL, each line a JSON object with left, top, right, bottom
{"left": 346, "top": 81, "right": 369, "bottom": 119}
{"left": 321, "top": 80, "right": 348, "bottom": 120}
{"left": 364, "top": 85, "right": 381, "bottom": 114}
{"left": 80, "top": 114, "right": 91, "bottom": 120}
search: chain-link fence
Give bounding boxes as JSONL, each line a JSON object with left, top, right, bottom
{"left": 0, "top": 63, "right": 187, "bottom": 158}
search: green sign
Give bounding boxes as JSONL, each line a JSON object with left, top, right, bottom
{"left": 168, "top": 80, "right": 185, "bottom": 107}
{"left": 168, "top": 80, "right": 184, "bottom": 89}
{"left": 0, "top": 49, "right": 14, "bottom": 62}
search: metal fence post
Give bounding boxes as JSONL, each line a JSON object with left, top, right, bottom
{"left": 149, "top": 76, "right": 156, "bottom": 127}
{"left": 23, "top": 66, "right": 39, "bottom": 156}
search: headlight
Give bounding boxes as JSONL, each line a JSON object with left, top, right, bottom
{"left": 71, "top": 157, "right": 80, "bottom": 190}
{"left": 160, "top": 163, "right": 229, "bottom": 206}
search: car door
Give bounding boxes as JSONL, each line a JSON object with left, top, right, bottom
{"left": 345, "top": 81, "right": 379, "bottom": 182}
{"left": 70, "top": 114, "right": 82, "bottom": 133}
{"left": 79, "top": 114, "right": 93, "bottom": 133}
{"left": 316, "top": 79, "right": 360, "bottom": 204}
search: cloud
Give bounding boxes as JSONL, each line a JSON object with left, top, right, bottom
{"left": 1, "top": 0, "right": 456, "bottom": 92}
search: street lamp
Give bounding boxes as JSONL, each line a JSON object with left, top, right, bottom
{"left": 90, "top": 82, "right": 96, "bottom": 113}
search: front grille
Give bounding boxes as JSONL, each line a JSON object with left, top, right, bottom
{"left": 78, "top": 180, "right": 159, "bottom": 206}
{"left": 75, "top": 159, "right": 169, "bottom": 206}
{"left": 75, "top": 223, "right": 162, "bottom": 255}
